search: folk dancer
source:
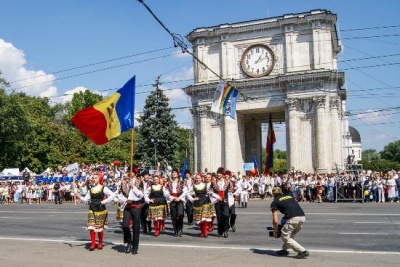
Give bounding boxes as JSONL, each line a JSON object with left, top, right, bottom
{"left": 205, "top": 173, "right": 216, "bottom": 232}
{"left": 144, "top": 175, "right": 169, "bottom": 237}
{"left": 139, "top": 170, "right": 152, "bottom": 234}
{"left": 121, "top": 176, "right": 144, "bottom": 255}
{"left": 76, "top": 173, "right": 116, "bottom": 251}
{"left": 187, "top": 173, "right": 216, "bottom": 238}
{"left": 184, "top": 171, "right": 194, "bottom": 225}
{"left": 226, "top": 171, "right": 241, "bottom": 232}
{"left": 258, "top": 174, "right": 267, "bottom": 199}
{"left": 238, "top": 176, "right": 251, "bottom": 208}
{"left": 166, "top": 168, "right": 188, "bottom": 237}
{"left": 116, "top": 173, "right": 130, "bottom": 222}
{"left": 211, "top": 167, "right": 233, "bottom": 238}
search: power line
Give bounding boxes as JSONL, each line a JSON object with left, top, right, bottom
{"left": 137, "top": 0, "right": 249, "bottom": 100}
{"left": 341, "top": 24, "right": 400, "bottom": 32}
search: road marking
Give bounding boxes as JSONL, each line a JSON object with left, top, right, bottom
{"left": 338, "top": 232, "right": 399, "bottom": 235}
{"left": 0, "top": 236, "right": 399, "bottom": 255}
{"left": 0, "top": 217, "right": 31, "bottom": 219}
{"left": 237, "top": 212, "right": 400, "bottom": 216}
{"left": 353, "top": 222, "right": 400, "bottom": 224}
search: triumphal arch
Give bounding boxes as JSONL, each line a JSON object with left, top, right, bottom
{"left": 184, "top": 10, "right": 348, "bottom": 174}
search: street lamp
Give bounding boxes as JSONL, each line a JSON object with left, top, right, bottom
{"left": 151, "top": 138, "right": 158, "bottom": 169}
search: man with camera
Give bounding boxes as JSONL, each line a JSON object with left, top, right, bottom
{"left": 270, "top": 186, "right": 309, "bottom": 259}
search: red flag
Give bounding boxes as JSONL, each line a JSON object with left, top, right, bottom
{"left": 265, "top": 117, "right": 276, "bottom": 174}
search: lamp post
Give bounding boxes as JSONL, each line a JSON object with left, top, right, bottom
{"left": 151, "top": 138, "right": 157, "bottom": 169}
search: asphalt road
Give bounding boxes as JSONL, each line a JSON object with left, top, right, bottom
{"left": 0, "top": 199, "right": 399, "bottom": 267}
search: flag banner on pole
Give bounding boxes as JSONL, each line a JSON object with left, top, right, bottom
{"left": 221, "top": 84, "right": 233, "bottom": 114}
{"left": 71, "top": 76, "right": 136, "bottom": 145}
{"left": 180, "top": 156, "right": 189, "bottom": 179}
{"left": 250, "top": 155, "right": 258, "bottom": 176}
{"left": 229, "top": 88, "right": 239, "bottom": 119}
{"left": 211, "top": 82, "right": 234, "bottom": 114}
{"left": 210, "top": 81, "right": 226, "bottom": 114}
{"left": 265, "top": 116, "right": 276, "bottom": 174}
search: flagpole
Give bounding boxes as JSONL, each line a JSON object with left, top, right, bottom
{"left": 130, "top": 128, "right": 135, "bottom": 178}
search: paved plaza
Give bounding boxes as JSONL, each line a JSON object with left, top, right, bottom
{"left": 0, "top": 200, "right": 399, "bottom": 267}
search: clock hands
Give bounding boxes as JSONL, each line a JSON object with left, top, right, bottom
{"left": 255, "top": 54, "right": 262, "bottom": 64}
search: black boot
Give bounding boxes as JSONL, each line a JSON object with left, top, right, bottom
{"left": 230, "top": 214, "right": 237, "bottom": 232}
{"left": 147, "top": 221, "right": 152, "bottom": 234}
{"left": 124, "top": 243, "right": 132, "bottom": 254}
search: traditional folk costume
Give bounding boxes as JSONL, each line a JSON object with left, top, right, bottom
{"left": 166, "top": 176, "right": 187, "bottom": 237}
{"left": 144, "top": 181, "right": 169, "bottom": 237}
{"left": 206, "top": 176, "right": 217, "bottom": 232}
{"left": 227, "top": 175, "right": 241, "bottom": 233}
{"left": 184, "top": 173, "right": 194, "bottom": 225}
{"left": 258, "top": 175, "right": 267, "bottom": 199}
{"left": 238, "top": 177, "right": 251, "bottom": 208}
{"left": 78, "top": 179, "right": 116, "bottom": 251}
{"left": 121, "top": 178, "right": 144, "bottom": 255}
{"left": 187, "top": 181, "right": 216, "bottom": 238}
{"left": 115, "top": 178, "right": 129, "bottom": 222}
{"left": 139, "top": 174, "right": 152, "bottom": 234}
{"left": 211, "top": 167, "right": 233, "bottom": 238}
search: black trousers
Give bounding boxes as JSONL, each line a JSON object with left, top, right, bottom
{"left": 215, "top": 202, "right": 230, "bottom": 235}
{"left": 185, "top": 201, "right": 193, "bottom": 224}
{"left": 229, "top": 205, "right": 237, "bottom": 226}
{"left": 54, "top": 192, "right": 62, "bottom": 204}
{"left": 170, "top": 201, "right": 184, "bottom": 232}
{"left": 140, "top": 203, "right": 151, "bottom": 232}
{"left": 122, "top": 208, "right": 141, "bottom": 252}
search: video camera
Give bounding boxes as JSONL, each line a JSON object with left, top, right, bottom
{"left": 267, "top": 224, "right": 282, "bottom": 238}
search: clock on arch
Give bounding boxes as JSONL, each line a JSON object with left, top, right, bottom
{"left": 240, "top": 44, "right": 275, "bottom": 78}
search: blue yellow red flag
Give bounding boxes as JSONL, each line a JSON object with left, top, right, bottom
{"left": 71, "top": 76, "right": 136, "bottom": 145}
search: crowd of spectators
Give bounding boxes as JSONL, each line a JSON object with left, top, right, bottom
{"left": 0, "top": 162, "right": 399, "bottom": 205}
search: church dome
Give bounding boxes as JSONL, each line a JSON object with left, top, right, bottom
{"left": 349, "top": 126, "right": 361, "bottom": 143}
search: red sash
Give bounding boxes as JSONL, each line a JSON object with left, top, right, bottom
{"left": 218, "top": 191, "right": 224, "bottom": 199}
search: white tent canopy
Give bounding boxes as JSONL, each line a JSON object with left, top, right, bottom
{"left": 0, "top": 168, "right": 20, "bottom": 176}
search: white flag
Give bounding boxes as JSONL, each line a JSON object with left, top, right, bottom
{"left": 210, "top": 81, "right": 225, "bottom": 114}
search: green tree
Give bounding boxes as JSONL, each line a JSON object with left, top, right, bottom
{"left": 135, "top": 77, "right": 181, "bottom": 169}
{"left": 380, "top": 140, "right": 400, "bottom": 163}
{"left": 261, "top": 148, "right": 287, "bottom": 174}
{"left": 362, "top": 149, "right": 381, "bottom": 161}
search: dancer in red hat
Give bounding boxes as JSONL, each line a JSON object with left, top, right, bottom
{"left": 76, "top": 173, "right": 116, "bottom": 251}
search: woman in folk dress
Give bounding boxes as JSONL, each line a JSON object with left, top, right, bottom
{"left": 76, "top": 173, "right": 116, "bottom": 251}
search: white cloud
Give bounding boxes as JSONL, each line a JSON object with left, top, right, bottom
{"left": 0, "top": 39, "right": 58, "bottom": 97}
{"left": 161, "top": 66, "right": 193, "bottom": 104}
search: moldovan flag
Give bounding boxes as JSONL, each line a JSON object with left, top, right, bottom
{"left": 71, "top": 76, "right": 136, "bottom": 145}
{"left": 264, "top": 116, "right": 276, "bottom": 174}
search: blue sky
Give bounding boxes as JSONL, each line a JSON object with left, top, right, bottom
{"left": 0, "top": 0, "right": 399, "bottom": 152}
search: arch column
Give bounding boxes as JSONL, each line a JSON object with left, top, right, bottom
{"left": 286, "top": 99, "right": 300, "bottom": 170}
{"left": 330, "top": 97, "right": 342, "bottom": 170}
{"left": 199, "top": 106, "right": 211, "bottom": 172}
{"left": 224, "top": 114, "right": 240, "bottom": 172}
{"left": 314, "top": 96, "right": 328, "bottom": 172}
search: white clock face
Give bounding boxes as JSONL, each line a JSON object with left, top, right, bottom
{"left": 240, "top": 44, "right": 275, "bottom": 78}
